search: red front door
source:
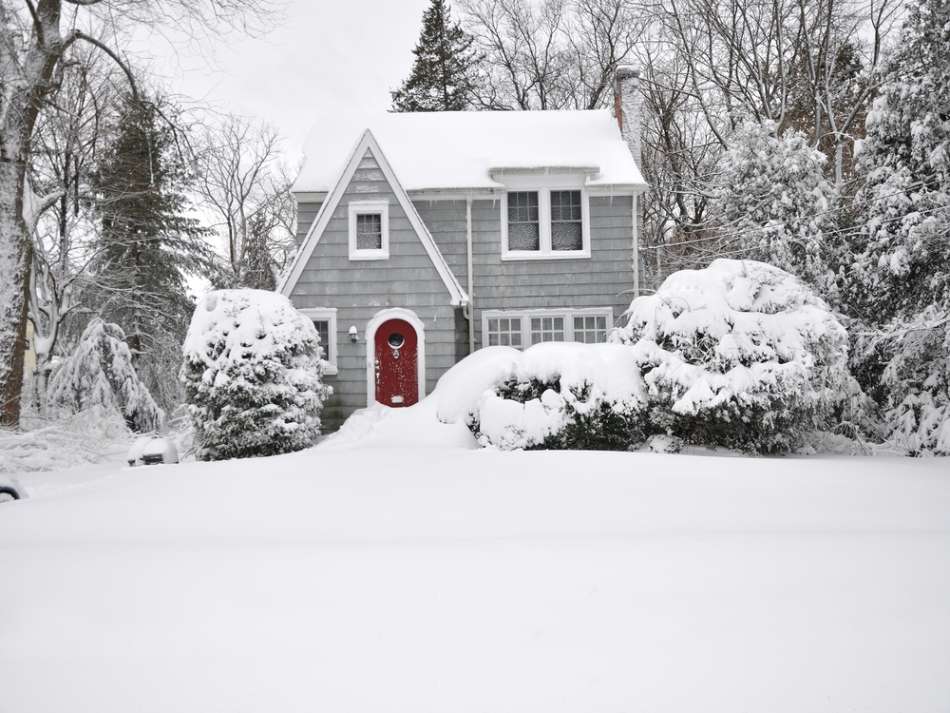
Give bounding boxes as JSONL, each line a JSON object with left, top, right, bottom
{"left": 374, "top": 318, "right": 419, "bottom": 407}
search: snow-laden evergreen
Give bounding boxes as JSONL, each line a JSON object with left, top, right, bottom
{"left": 613, "top": 259, "right": 855, "bottom": 453}
{"left": 712, "top": 121, "right": 840, "bottom": 296}
{"left": 390, "top": 0, "right": 479, "bottom": 112}
{"left": 47, "top": 318, "right": 163, "bottom": 433}
{"left": 846, "top": 0, "right": 950, "bottom": 455}
{"left": 180, "top": 289, "right": 330, "bottom": 461}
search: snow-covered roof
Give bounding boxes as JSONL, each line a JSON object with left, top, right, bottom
{"left": 294, "top": 110, "right": 647, "bottom": 193}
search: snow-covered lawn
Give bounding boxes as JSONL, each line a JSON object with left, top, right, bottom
{"left": 1, "top": 422, "right": 949, "bottom": 712}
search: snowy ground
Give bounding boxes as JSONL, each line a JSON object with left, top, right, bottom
{"left": 1, "top": 410, "right": 949, "bottom": 712}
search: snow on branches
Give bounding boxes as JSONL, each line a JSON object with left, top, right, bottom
{"left": 47, "top": 318, "right": 163, "bottom": 433}
{"left": 180, "top": 289, "right": 330, "bottom": 461}
{"left": 713, "top": 121, "right": 840, "bottom": 296}
{"left": 613, "top": 259, "right": 855, "bottom": 453}
{"left": 845, "top": 0, "right": 950, "bottom": 455}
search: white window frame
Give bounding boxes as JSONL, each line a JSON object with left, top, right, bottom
{"left": 348, "top": 200, "right": 390, "bottom": 260}
{"left": 481, "top": 307, "right": 613, "bottom": 348}
{"left": 299, "top": 307, "right": 338, "bottom": 375}
{"left": 499, "top": 176, "right": 591, "bottom": 261}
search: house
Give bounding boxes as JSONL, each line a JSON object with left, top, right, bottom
{"left": 279, "top": 67, "right": 647, "bottom": 431}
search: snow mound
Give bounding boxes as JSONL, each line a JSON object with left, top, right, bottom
{"left": 180, "top": 289, "right": 330, "bottom": 460}
{"left": 320, "top": 401, "right": 475, "bottom": 451}
{"left": 0, "top": 408, "right": 131, "bottom": 475}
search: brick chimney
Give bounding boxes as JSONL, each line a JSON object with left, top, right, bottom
{"left": 614, "top": 65, "right": 641, "bottom": 170}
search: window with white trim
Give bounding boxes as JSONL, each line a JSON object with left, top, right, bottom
{"left": 486, "top": 316, "right": 524, "bottom": 347}
{"left": 299, "top": 308, "right": 338, "bottom": 375}
{"left": 530, "top": 316, "right": 565, "bottom": 343}
{"left": 572, "top": 314, "right": 609, "bottom": 343}
{"left": 500, "top": 185, "right": 590, "bottom": 259}
{"left": 482, "top": 308, "right": 612, "bottom": 348}
{"left": 550, "top": 190, "right": 583, "bottom": 251}
{"left": 348, "top": 201, "right": 389, "bottom": 260}
{"left": 506, "top": 191, "right": 540, "bottom": 250}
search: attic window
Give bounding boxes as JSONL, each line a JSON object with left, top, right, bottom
{"left": 348, "top": 200, "right": 389, "bottom": 260}
{"left": 501, "top": 182, "right": 590, "bottom": 260}
{"left": 356, "top": 214, "right": 382, "bottom": 250}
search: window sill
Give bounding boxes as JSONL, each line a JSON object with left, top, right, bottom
{"left": 348, "top": 250, "right": 389, "bottom": 261}
{"left": 501, "top": 250, "right": 591, "bottom": 261}
{"left": 323, "top": 363, "right": 339, "bottom": 376}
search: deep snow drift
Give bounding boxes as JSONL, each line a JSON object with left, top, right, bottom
{"left": 1, "top": 439, "right": 949, "bottom": 713}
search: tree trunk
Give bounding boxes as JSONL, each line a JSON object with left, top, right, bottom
{"left": 0, "top": 0, "right": 66, "bottom": 427}
{"left": 0, "top": 159, "right": 32, "bottom": 427}
{"left": 834, "top": 140, "right": 845, "bottom": 189}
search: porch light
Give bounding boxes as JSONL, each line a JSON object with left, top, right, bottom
{"left": 348, "top": 325, "right": 359, "bottom": 343}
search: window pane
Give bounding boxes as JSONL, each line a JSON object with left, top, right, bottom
{"left": 313, "top": 320, "right": 330, "bottom": 359}
{"left": 552, "top": 221, "right": 582, "bottom": 251}
{"left": 530, "top": 316, "right": 564, "bottom": 343}
{"left": 486, "top": 316, "right": 523, "bottom": 348}
{"left": 550, "top": 190, "right": 582, "bottom": 251}
{"left": 551, "top": 190, "right": 581, "bottom": 220}
{"left": 573, "top": 314, "right": 608, "bottom": 343}
{"left": 507, "top": 192, "right": 540, "bottom": 251}
{"left": 356, "top": 213, "right": 382, "bottom": 250}
{"left": 508, "top": 222, "right": 540, "bottom": 250}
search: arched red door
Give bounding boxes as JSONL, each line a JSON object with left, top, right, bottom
{"left": 374, "top": 318, "right": 418, "bottom": 407}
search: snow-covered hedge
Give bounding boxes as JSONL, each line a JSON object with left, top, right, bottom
{"left": 613, "top": 259, "right": 852, "bottom": 453}
{"left": 180, "top": 289, "right": 330, "bottom": 461}
{"left": 465, "top": 343, "right": 648, "bottom": 450}
{"left": 47, "top": 318, "right": 162, "bottom": 433}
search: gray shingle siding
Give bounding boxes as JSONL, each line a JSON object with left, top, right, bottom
{"left": 295, "top": 201, "right": 321, "bottom": 246}
{"left": 414, "top": 195, "right": 634, "bottom": 346}
{"left": 289, "top": 148, "right": 461, "bottom": 432}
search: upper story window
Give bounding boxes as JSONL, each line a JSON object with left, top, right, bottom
{"left": 507, "top": 191, "right": 540, "bottom": 250}
{"left": 500, "top": 183, "right": 590, "bottom": 260}
{"left": 348, "top": 200, "right": 389, "bottom": 260}
{"left": 550, "top": 190, "right": 583, "bottom": 251}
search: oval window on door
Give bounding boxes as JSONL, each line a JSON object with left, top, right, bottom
{"left": 388, "top": 332, "right": 405, "bottom": 349}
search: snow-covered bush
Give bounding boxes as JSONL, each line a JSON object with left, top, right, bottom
{"left": 47, "top": 318, "right": 163, "bottom": 432}
{"left": 612, "top": 259, "right": 853, "bottom": 454}
{"left": 180, "top": 289, "right": 330, "bottom": 461}
{"left": 470, "top": 343, "right": 648, "bottom": 450}
{"left": 713, "top": 121, "right": 839, "bottom": 296}
{"left": 853, "top": 312, "right": 950, "bottom": 456}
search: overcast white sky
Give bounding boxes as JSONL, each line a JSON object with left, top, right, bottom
{"left": 129, "top": 0, "right": 432, "bottom": 163}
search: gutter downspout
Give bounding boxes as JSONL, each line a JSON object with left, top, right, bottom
{"left": 632, "top": 192, "right": 640, "bottom": 300}
{"left": 465, "top": 195, "right": 475, "bottom": 354}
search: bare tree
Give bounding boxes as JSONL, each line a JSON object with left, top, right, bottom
{"left": 26, "top": 50, "right": 117, "bottom": 412}
{"left": 196, "top": 115, "right": 296, "bottom": 290}
{"left": 789, "top": 0, "right": 900, "bottom": 185}
{"left": 463, "top": 0, "right": 645, "bottom": 109}
{"left": 0, "top": 0, "right": 270, "bottom": 427}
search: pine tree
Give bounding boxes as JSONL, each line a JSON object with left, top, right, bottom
{"left": 391, "top": 0, "right": 479, "bottom": 112}
{"left": 91, "top": 93, "right": 213, "bottom": 409}
{"left": 712, "top": 121, "right": 840, "bottom": 297}
{"left": 845, "top": 0, "right": 950, "bottom": 454}
{"left": 180, "top": 290, "right": 330, "bottom": 461}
